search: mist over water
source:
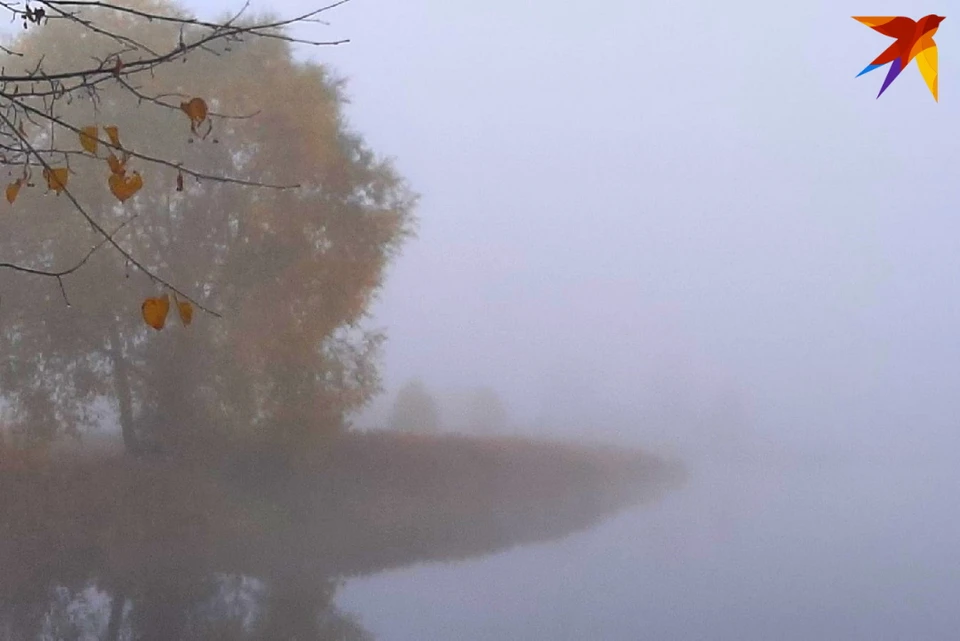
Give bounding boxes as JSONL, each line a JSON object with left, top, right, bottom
{"left": 311, "top": 1, "right": 960, "bottom": 637}
{"left": 339, "top": 446, "right": 960, "bottom": 640}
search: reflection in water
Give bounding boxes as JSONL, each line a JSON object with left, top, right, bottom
{"left": 0, "top": 434, "right": 684, "bottom": 640}
{"left": 2, "top": 572, "right": 371, "bottom": 640}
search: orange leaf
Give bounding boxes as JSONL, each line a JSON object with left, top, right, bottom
{"left": 109, "top": 171, "right": 142, "bottom": 202}
{"left": 42, "top": 167, "right": 68, "bottom": 194}
{"left": 180, "top": 98, "right": 208, "bottom": 125}
{"left": 79, "top": 126, "right": 98, "bottom": 154}
{"left": 103, "top": 125, "right": 121, "bottom": 148}
{"left": 141, "top": 294, "right": 170, "bottom": 330}
{"left": 106, "top": 152, "right": 125, "bottom": 176}
{"left": 178, "top": 300, "right": 193, "bottom": 326}
{"left": 5, "top": 180, "right": 21, "bottom": 204}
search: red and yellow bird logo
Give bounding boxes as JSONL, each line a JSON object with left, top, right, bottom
{"left": 854, "top": 15, "right": 945, "bottom": 101}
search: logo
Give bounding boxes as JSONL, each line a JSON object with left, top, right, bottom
{"left": 854, "top": 15, "right": 945, "bottom": 101}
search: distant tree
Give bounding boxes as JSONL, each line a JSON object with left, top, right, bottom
{"left": 464, "top": 386, "right": 508, "bottom": 436}
{"left": 389, "top": 379, "right": 440, "bottom": 434}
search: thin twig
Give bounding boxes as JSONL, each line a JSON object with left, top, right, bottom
{"left": 55, "top": 274, "right": 70, "bottom": 305}
{"left": 10, "top": 97, "right": 300, "bottom": 189}
{"left": 0, "top": 212, "right": 137, "bottom": 277}
{"left": 0, "top": 3, "right": 350, "bottom": 83}
{"left": 0, "top": 108, "right": 221, "bottom": 317}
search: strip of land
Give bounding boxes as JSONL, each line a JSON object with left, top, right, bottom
{"left": 0, "top": 431, "right": 686, "bottom": 595}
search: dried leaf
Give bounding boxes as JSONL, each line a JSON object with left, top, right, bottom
{"left": 106, "top": 153, "right": 125, "bottom": 176}
{"left": 104, "top": 125, "right": 121, "bottom": 148}
{"left": 176, "top": 171, "right": 184, "bottom": 192}
{"left": 180, "top": 98, "right": 208, "bottom": 133}
{"left": 141, "top": 294, "right": 170, "bottom": 330}
{"left": 5, "top": 180, "right": 21, "bottom": 204}
{"left": 79, "top": 126, "right": 98, "bottom": 154}
{"left": 42, "top": 167, "right": 68, "bottom": 194}
{"left": 108, "top": 171, "right": 142, "bottom": 203}
{"left": 178, "top": 300, "right": 193, "bottom": 326}
{"left": 113, "top": 57, "right": 123, "bottom": 78}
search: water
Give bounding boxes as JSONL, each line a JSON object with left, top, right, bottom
{"left": 0, "top": 435, "right": 681, "bottom": 640}
{"left": 338, "top": 453, "right": 960, "bottom": 640}
{"left": 6, "top": 439, "right": 958, "bottom": 639}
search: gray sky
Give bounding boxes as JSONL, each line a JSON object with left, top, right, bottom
{"left": 194, "top": 0, "right": 960, "bottom": 457}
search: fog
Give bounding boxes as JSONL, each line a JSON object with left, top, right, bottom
{"left": 296, "top": 0, "right": 960, "bottom": 638}
{"left": 2, "top": 0, "right": 959, "bottom": 638}
{"left": 301, "top": 0, "right": 960, "bottom": 462}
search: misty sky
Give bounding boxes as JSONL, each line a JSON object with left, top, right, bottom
{"left": 198, "top": 0, "right": 957, "bottom": 457}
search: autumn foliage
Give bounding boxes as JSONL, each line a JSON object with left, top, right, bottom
{"left": 0, "top": 1, "right": 417, "bottom": 455}
{"left": 0, "top": 1, "right": 356, "bottom": 327}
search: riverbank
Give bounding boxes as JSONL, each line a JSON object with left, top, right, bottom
{"left": 0, "top": 431, "right": 686, "bottom": 595}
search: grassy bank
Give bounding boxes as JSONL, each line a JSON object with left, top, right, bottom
{"left": 0, "top": 431, "right": 686, "bottom": 596}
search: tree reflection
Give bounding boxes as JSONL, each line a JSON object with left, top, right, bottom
{"left": 2, "top": 571, "right": 372, "bottom": 641}
{"left": 0, "top": 434, "right": 685, "bottom": 640}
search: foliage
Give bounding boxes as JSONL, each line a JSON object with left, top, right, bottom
{"left": 0, "top": 0, "right": 417, "bottom": 455}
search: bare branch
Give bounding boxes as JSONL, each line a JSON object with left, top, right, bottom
{"left": 56, "top": 274, "right": 70, "bottom": 305}
{"left": 120, "top": 79, "right": 263, "bottom": 122}
{"left": 38, "top": 2, "right": 164, "bottom": 58}
{"left": 0, "top": 2, "right": 350, "bottom": 84}
{"left": 0, "top": 211, "right": 137, "bottom": 278}
{"left": 9, "top": 97, "right": 300, "bottom": 189}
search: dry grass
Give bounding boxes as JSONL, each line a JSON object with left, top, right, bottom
{"left": 0, "top": 431, "right": 686, "bottom": 596}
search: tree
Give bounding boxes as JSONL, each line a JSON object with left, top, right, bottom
{"left": 389, "top": 379, "right": 440, "bottom": 434}
{"left": 0, "top": 0, "right": 352, "bottom": 309}
{"left": 1, "top": 571, "right": 375, "bottom": 640}
{"left": 464, "top": 386, "right": 508, "bottom": 435}
{"left": 0, "top": 0, "right": 417, "bottom": 456}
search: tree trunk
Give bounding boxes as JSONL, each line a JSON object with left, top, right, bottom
{"left": 108, "top": 320, "right": 140, "bottom": 456}
{"left": 105, "top": 591, "right": 125, "bottom": 641}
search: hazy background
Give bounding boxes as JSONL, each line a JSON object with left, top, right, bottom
{"left": 185, "top": 0, "right": 960, "bottom": 638}
{"left": 221, "top": 0, "right": 960, "bottom": 462}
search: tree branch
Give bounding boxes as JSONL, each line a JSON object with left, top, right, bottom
{"left": 0, "top": 108, "right": 221, "bottom": 317}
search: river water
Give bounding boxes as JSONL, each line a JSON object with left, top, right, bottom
{"left": 338, "top": 453, "right": 960, "bottom": 641}
{"left": 3, "top": 442, "right": 957, "bottom": 639}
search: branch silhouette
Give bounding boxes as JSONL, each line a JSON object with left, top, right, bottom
{"left": 0, "top": 0, "right": 354, "bottom": 315}
{"left": 0, "top": 107, "right": 221, "bottom": 317}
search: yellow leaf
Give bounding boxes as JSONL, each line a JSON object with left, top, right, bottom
{"left": 103, "top": 125, "right": 121, "bottom": 148}
{"left": 108, "top": 171, "right": 142, "bottom": 203}
{"left": 106, "top": 152, "right": 125, "bottom": 176}
{"left": 42, "top": 167, "right": 68, "bottom": 194}
{"left": 178, "top": 300, "right": 193, "bottom": 326}
{"left": 5, "top": 180, "right": 21, "bottom": 204}
{"left": 79, "top": 126, "right": 98, "bottom": 154}
{"left": 141, "top": 294, "right": 170, "bottom": 330}
{"left": 180, "top": 97, "right": 208, "bottom": 124}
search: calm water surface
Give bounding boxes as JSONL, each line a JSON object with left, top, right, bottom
{"left": 338, "top": 454, "right": 960, "bottom": 641}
